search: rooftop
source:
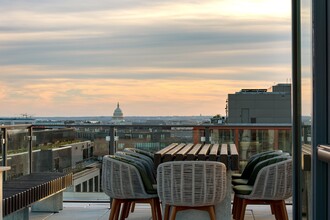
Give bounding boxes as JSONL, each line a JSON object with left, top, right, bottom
{"left": 30, "top": 202, "right": 293, "bottom": 220}
{"left": 28, "top": 193, "right": 295, "bottom": 220}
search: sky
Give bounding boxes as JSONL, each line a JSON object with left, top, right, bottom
{"left": 0, "top": 0, "right": 294, "bottom": 117}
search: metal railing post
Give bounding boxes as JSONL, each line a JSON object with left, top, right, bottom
{"left": 205, "top": 127, "right": 210, "bottom": 144}
{"left": 29, "top": 126, "right": 33, "bottom": 174}
{"left": 109, "top": 127, "right": 117, "bottom": 155}
{"left": 1, "top": 128, "right": 8, "bottom": 181}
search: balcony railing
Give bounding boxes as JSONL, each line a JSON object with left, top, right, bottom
{"left": 0, "top": 123, "right": 304, "bottom": 201}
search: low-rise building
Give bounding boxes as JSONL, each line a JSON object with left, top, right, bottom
{"left": 227, "top": 83, "right": 291, "bottom": 123}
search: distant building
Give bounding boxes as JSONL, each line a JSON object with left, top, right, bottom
{"left": 0, "top": 117, "right": 35, "bottom": 125}
{"left": 210, "top": 114, "right": 225, "bottom": 124}
{"left": 4, "top": 139, "right": 101, "bottom": 193}
{"left": 227, "top": 83, "right": 291, "bottom": 124}
{"left": 112, "top": 102, "right": 124, "bottom": 122}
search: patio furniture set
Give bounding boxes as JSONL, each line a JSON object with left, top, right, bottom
{"left": 102, "top": 144, "right": 292, "bottom": 220}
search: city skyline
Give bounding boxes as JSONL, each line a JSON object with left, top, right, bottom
{"left": 0, "top": 0, "right": 295, "bottom": 117}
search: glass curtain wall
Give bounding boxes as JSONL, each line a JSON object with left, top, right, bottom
{"left": 311, "top": 0, "right": 330, "bottom": 218}
{"left": 1, "top": 125, "right": 32, "bottom": 180}
{"left": 293, "top": 0, "right": 312, "bottom": 218}
{"left": 301, "top": 0, "right": 312, "bottom": 219}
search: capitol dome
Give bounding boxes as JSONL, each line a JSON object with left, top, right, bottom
{"left": 113, "top": 102, "right": 124, "bottom": 120}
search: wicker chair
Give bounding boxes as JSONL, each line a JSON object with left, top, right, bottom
{"left": 120, "top": 149, "right": 156, "bottom": 176}
{"left": 232, "top": 158, "right": 292, "bottom": 220}
{"left": 157, "top": 161, "right": 227, "bottom": 220}
{"left": 232, "top": 151, "right": 285, "bottom": 184}
{"left": 115, "top": 152, "right": 156, "bottom": 184}
{"left": 102, "top": 155, "right": 161, "bottom": 220}
{"left": 232, "top": 150, "right": 283, "bottom": 180}
{"left": 114, "top": 151, "right": 157, "bottom": 215}
{"left": 123, "top": 148, "right": 155, "bottom": 159}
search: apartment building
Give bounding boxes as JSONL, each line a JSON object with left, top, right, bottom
{"left": 227, "top": 83, "right": 291, "bottom": 124}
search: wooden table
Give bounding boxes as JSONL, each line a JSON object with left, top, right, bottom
{"left": 154, "top": 143, "right": 239, "bottom": 220}
{"left": 154, "top": 143, "right": 239, "bottom": 170}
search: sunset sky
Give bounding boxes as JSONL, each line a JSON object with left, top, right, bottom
{"left": 0, "top": 0, "right": 294, "bottom": 117}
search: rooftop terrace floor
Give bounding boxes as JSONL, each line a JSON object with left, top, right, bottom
{"left": 30, "top": 202, "right": 293, "bottom": 220}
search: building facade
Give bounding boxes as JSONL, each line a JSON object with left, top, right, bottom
{"left": 112, "top": 102, "right": 124, "bottom": 122}
{"left": 227, "top": 83, "right": 291, "bottom": 124}
{"left": 3, "top": 139, "right": 101, "bottom": 193}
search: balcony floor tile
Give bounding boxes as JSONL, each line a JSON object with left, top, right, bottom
{"left": 30, "top": 202, "right": 293, "bottom": 220}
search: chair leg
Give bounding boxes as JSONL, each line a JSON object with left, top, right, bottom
{"left": 170, "top": 206, "right": 177, "bottom": 220}
{"left": 154, "top": 198, "right": 162, "bottom": 220}
{"left": 130, "top": 202, "right": 136, "bottom": 213}
{"left": 125, "top": 202, "right": 131, "bottom": 218}
{"left": 233, "top": 197, "right": 242, "bottom": 219}
{"left": 151, "top": 198, "right": 161, "bottom": 220}
{"left": 109, "top": 199, "right": 121, "bottom": 220}
{"left": 114, "top": 202, "right": 121, "bottom": 220}
{"left": 164, "top": 204, "right": 170, "bottom": 220}
{"left": 150, "top": 199, "right": 157, "bottom": 220}
{"left": 272, "top": 201, "right": 283, "bottom": 220}
{"left": 232, "top": 194, "right": 237, "bottom": 214}
{"left": 270, "top": 203, "right": 276, "bottom": 215}
{"left": 238, "top": 199, "right": 247, "bottom": 220}
{"left": 277, "top": 200, "right": 288, "bottom": 220}
{"left": 207, "top": 205, "right": 216, "bottom": 220}
{"left": 120, "top": 201, "right": 130, "bottom": 220}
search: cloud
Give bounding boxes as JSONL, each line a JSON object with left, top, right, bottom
{"left": 0, "top": 0, "right": 290, "bottom": 70}
{"left": 0, "top": 64, "right": 290, "bottom": 82}
{"left": 0, "top": 0, "right": 293, "bottom": 116}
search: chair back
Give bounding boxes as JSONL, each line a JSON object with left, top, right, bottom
{"left": 124, "top": 148, "right": 155, "bottom": 159}
{"left": 157, "top": 161, "right": 226, "bottom": 207}
{"left": 248, "top": 150, "right": 283, "bottom": 163}
{"left": 115, "top": 152, "right": 156, "bottom": 183}
{"left": 247, "top": 154, "right": 290, "bottom": 185}
{"left": 240, "top": 151, "right": 285, "bottom": 179}
{"left": 248, "top": 158, "right": 292, "bottom": 200}
{"left": 102, "top": 155, "right": 157, "bottom": 199}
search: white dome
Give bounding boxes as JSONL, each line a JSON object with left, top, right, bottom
{"left": 113, "top": 102, "right": 124, "bottom": 120}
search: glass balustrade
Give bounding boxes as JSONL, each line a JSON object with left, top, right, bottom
{"left": 1, "top": 123, "right": 293, "bottom": 201}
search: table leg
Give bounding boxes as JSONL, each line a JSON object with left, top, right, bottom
{"left": 215, "top": 170, "right": 232, "bottom": 220}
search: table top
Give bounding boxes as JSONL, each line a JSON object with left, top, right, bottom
{"left": 154, "top": 143, "right": 239, "bottom": 170}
